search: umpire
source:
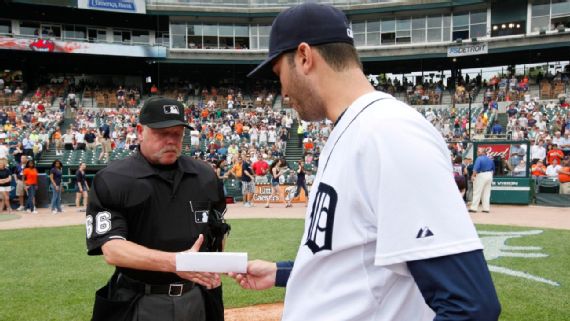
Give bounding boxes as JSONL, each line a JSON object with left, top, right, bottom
{"left": 86, "top": 96, "right": 229, "bottom": 321}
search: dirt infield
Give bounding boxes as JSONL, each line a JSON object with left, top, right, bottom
{"left": 1, "top": 203, "right": 568, "bottom": 320}
{"left": 1, "top": 203, "right": 567, "bottom": 231}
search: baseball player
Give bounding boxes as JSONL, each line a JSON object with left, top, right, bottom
{"left": 230, "top": 4, "right": 501, "bottom": 321}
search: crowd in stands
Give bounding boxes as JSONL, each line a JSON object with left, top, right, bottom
{"left": 0, "top": 69, "right": 569, "bottom": 212}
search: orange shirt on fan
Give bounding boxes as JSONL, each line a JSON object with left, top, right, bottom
{"left": 531, "top": 163, "right": 546, "bottom": 177}
{"left": 559, "top": 167, "right": 570, "bottom": 183}
{"left": 23, "top": 168, "right": 38, "bottom": 185}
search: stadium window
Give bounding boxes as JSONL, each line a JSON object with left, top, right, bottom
{"left": 427, "top": 15, "right": 442, "bottom": 42}
{"left": 452, "top": 12, "right": 469, "bottom": 41}
{"left": 75, "top": 26, "right": 87, "bottom": 41}
{"left": 249, "top": 25, "right": 258, "bottom": 49}
{"left": 132, "top": 30, "right": 149, "bottom": 45}
{"left": 234, "top": 25, "right": 249, "bottom": 49}
{"left": 530, "top": 0, "right": 570, "bottom": 33}
{"left": 469, "top": 10, "right": 487, "bottom": 38}
{"left": 40, "top": 24, "right": 61, "bottom": 40}
{"left": 113, "top": 30, "right": 131, "bottom": 44}
{"left": 381, "top": 18, "right": 395, "bottom": 45}
{"left": 157, "top": 31, "right": 169, "bottom": 46}
{"left": 0, "top": 20, "right": 11, "bottom": 36}
{"left": 551, "top": 0, "right": 570, "bottom": 29}
{"left": 63, "top": 25, "right": 75, "bottom": 40}
{"left": 188, "top": 24, "right": 202, "bottom": 49}
{"left": 552, "top": 0, "right": 570, "bottom": 16}
{"left": 202, "top": 24, "right": 218, "bottom": 49}
{"left": 219, "top": 25, "right": 234, "bottom": 49}
{"left": 258, "top": 25, "right": 271, "bottom": 49}
{"left": 443, "top": 15, "right": 451, "bottom": 41}
{"left": 366, "top": 20, "right": 380, "bottom": 46}
{"left": 352, "top": 21, "right": 366, "bottom": 47}
{"left": 170, "top": 22, "right": 187, "bottom": 48}
{"left": 411, "top": 17, "right": 426, "bottom": 43}
{"left": 396, "top": 18, "right": 411, "bottom": 44}
{"left": 20, "top": 22, "right": 39, "bottom": 38}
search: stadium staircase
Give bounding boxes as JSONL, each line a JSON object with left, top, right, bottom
{"left": 441, "top": 90, "right": 453, "bottom": 105}
{"left": 272, "top": 95, "right": 283, "bottom": 110}
{"left": 496, "top": 112, "right": 509, "bottom": 132}
{"left": 285, "top": 120, "right": 304, "bottom": 165}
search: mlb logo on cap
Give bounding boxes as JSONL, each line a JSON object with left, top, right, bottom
{"left": 139, "top": 96, "right": 192, "bottom": 129}
{"left": 163, "top": 105, "right": 180, "bottom": 115}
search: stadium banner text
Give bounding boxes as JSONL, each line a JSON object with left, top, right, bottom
{"left": 447, "top": 43, "right": 488, "bottom": 57}
{"left": 253, "top": 184, "right": 308, "bottom": 203}
{"left": 78, "top": 0, "right": 146, "bottom": 14}
{"left": 477, "top": 144, "right": 511, "bottom": 160}
{"left": 0, "top": 36, "right": 166, "bottom": 58}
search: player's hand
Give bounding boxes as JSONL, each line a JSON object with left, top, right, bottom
{"left": 228, "top": 260, "right": 277, "bottom": 291}
{"left": 176, "top": 234, "right": 221, "bottom": 289}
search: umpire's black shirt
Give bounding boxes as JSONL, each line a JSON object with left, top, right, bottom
{"left": 86, "top": 152, "right": 226, "bottom": 284}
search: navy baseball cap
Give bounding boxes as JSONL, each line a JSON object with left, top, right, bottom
{"left": 139, "top": 96, "right": 192, "bottom": 129}
{"left": 247, "top": 3, "right": 354, "bottom": 79}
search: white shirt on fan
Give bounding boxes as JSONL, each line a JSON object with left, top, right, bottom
{"left": 282, "top": 91, "right": 483, "bottom": 321}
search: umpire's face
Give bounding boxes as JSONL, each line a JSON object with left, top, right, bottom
{"left": 137, "top": 124, "right": 184, "bottom": 165}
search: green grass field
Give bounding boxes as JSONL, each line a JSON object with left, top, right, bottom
{"left": 0, "top": 219, "right": 568, "bottom": 321}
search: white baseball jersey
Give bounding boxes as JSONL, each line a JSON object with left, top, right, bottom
{"left": 282, "top": 91, "right": 483, "bottom": 321}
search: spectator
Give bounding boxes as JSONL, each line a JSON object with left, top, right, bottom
{"left": 240, "top": 154, "right": 255, "bottom": 207}
{"left": 287, "top": 160, "right": 308, "bottom": 208}
{"left": 469, "top": 148, "right": 495, "bottom": 213}
{"left": 546, "top": 144, "right": 564, "bottom": 165}
{"left": 49, "top": 159, "right": 63, "bottom": 214}
{"left": 75, "top": 162, "right": 89, "bottom": 212}
{"left": 530, "top": 140, "right": 546, "bottom": 164}
{"left": 214, "top": 159, "right": 229, "bottom": 196}
{"left": 252, "top": 153, "right": 269, "bottom": 184}
{"left": 531, "top": 159, "right": 547, "bottom": 178}
{"left": 85, "top": 129, "right": 97, "bottom": 151}
{"left": 23, "top": 159, "right": 38, "bottom": 214}
{"left": 452, "top": 156, "right": 467, "bottom": 199}
{"left": 0, "top": 159, "right": 12, "bottom": 213}
{"left": 561, "top": 132, "right": 570, "bottom": 155}
{"left": 62, "top": 128, "right": 74, "bottom": 151}
{"left": 546, "top": 158, "right": 562, "bottom": 178}
{"left": 513, "top": 160, "right": 527, "bottom": 177}
{"left": 491, "top": 121, "right": 503, "bottom": 135}
{"left": 559, "top": 158, "right": 570, "bottom": 194}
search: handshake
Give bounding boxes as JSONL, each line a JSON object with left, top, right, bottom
{"left": 175, "top": 234, "right": 281, "bottom": 291}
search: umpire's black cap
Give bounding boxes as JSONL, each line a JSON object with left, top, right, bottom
{"left": 139, "top": 96, "right": 193, "bottom": 129}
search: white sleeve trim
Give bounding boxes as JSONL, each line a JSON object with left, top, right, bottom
{"left": 375, "top": 238, "right": 483, "bottom": 266}
{"left": 108, "top": 235, "right": 127, "bottom": 240}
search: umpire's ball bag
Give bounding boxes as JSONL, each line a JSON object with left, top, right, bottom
{"left": 91, "top": 273, "right": 142, "bottom": 321}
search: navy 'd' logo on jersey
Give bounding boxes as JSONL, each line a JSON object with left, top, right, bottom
{"left": 305, "top": 183, "right": 338, "bottom": 254}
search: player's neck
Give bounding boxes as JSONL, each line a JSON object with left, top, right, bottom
{"left": 321, "top": 69, "right": 375, "bottom": 123}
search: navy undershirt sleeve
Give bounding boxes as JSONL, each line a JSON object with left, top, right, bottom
{"left": 275, "top": 261, "right": 294, "bottom": 287}
{"left": 407, "top": 250, "right": 501, "bottom": 321}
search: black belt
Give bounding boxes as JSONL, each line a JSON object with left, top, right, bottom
{"left": 118, "top": 274, "right": 196, "bottom": 297}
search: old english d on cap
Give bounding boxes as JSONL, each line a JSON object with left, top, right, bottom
{"left": 247, "top": 3, "right": 354, "bottom": 79}
{"left": 139, "top": 96, "right": 192, "bottom": 129}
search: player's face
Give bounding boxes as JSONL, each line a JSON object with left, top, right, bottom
{"left": 273, "top": 51, "right": 326, "bottom": 122}
{"left": 138, "top": 125, "right": 184, "bottom": 165}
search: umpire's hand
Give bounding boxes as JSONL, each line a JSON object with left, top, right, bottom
{"left": 176, "top": 234, "right": 221, "bottom": 289}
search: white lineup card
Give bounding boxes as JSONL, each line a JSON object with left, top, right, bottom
{"left": 176, "top": 252, "right": 248, "bottom": 273}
